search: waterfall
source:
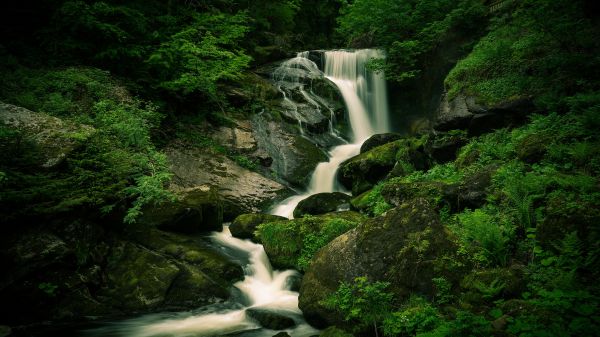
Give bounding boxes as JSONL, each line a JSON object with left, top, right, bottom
{"left": 83, "top": 49, "right": 389, "bottom": 337}
{"left": 84, "top": 226, "right": 319, "bottom": 337}
{"left": 272, "top": 49, "right": 390, "bottom": 218}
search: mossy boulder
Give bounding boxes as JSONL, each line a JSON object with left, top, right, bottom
{"left": 255, "top": 211, "right": 366, "bottom": 270}
{"left": 339, "top": 137, "right": 430, "bottom": 195}
{"left": 293, "top": 192, "right": 351, "bottom": 218}
{"left": 230, "top": 213, "right": 287, "bottom": 240}
{"left": 139, "top": 186, "right": 223, "bottom": 234}
{"left": 99, "top": 241, "right": 180, "bottom": 311}
{"left": 338, "top": 141, "right": 402, "bottom": 195}
{"left": 381, "top": 180, "right": 450, "bottom": 209}
{"left": 360, "top": 133, "right": 404, "bottom": 153}
{"left": 299, "top": 199, "right": 457, "bottom": 327}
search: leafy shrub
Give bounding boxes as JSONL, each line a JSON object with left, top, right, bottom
{"left": 382, "top": 296, "right": 441, "bottom": 336}
{"left": 323, "top": 276, "right": 393, "bottom": 337}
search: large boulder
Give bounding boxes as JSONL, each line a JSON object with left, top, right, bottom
{"left": 0, "top": 102, "right": 95, "bottom": 168}
{"left": 166, "top": 146, "right": 291, "bottom": 220}
{"left": 293, "top": 192, "right": 351, "bottom": 218}
{"left": 139, "top": 186, "right": 223, "bottom": 234}
{"left": 339, "top": 137, "right": 429, "bottom": 195}
{"left": 230, "top": 213, "right": 288, "bottom": 240}
{"left": 299, "top": 199, "right": 456, "bottom": 327}
{"left": 434, "top": 94, "right": 535, "bottom": 136}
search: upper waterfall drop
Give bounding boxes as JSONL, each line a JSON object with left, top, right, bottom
{"left": 271, "top": 49, "right": 391, "bottom": 219}
{"left": 324, "top": 49, "right": 390, "bottom": 141}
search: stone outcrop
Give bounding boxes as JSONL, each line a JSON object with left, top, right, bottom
{"left": 434, "top": 93, "right": 535, "bottom": 136}
{"left": 166, "top": 146, "right": 291, "bottom": 220}
{"left": 293, "top": 192, "right": 351, "bottom": 218}
{"left": 230, "top": 213, "right": 288, "bottom": 240}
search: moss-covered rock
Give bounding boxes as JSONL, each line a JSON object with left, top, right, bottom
{"left": 339, "top": 137, "right": 430, "bottom": 195}
{"left": 425, "top": 130, "right": 469, "bottom": 164}
{"left": 256, "top": 211, "right": 365, "bottom": 270}
{"left": 360, "top": 133, "right": 404, "bottom": 153}
{"left": 293, "top": 192, "right": 351, "bottom": 218}
{"left": 381, "top": 180, "right": 450, "bottom": 209}
{"left": 138, "top": 186, "right": 223, "bottom": 234}
{"left": 230, "top": 213, "right": 287, "bottom": 240}
{"left": 459, "top": 265, "right": 526, "bottom": 308}
{"left": 299, "top": 199, "right": 457, "bottom": 327}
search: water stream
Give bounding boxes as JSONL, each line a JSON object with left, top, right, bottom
{"left": 272, "top": 49, "right": 389, "bottom": 218}
{"left": 83, "top": 49, "right": 389, "bottom": 337}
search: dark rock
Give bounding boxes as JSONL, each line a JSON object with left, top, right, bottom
{"left": 230, "top": 213, "right": 288, "bottom": 240}
{"left": 460, "top": 265, "right": 526, "bottom": 305}
{"left": 338, "top": 141, "right": 402, "bottom": 195}
{"left": 299, "top": 199, "right": 457, "bottom": 327}
{"left": 434, "top": 93, "right": 536, "bottom": 136}
{"left": 294, "top": 193, "right": 352, "bottom": 218}
{"left": 139, "top": 186, "right": 223, "bottom": 234}
{"left": 426, "top": 131, "right": 468, "bottom": 164}
{"left": 246, "top": 308, "right": 296, "bottom": 330}
{"left": 0, "top": 102, "right": 95, "bottom": 168}
{"left": 360, "top": 133, "right": 404, "bottom": 153}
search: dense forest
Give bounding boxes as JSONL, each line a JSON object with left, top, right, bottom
{"left": 0, "top": 0, "right": 599, "bottom": 336}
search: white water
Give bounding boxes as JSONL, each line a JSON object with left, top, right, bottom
{"left": 85, "top": 226, "right": 318, "bottom": 337}
{"left": 272, "top": 49, "right": 390, "bottom": 218}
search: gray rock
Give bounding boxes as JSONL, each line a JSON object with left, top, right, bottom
{"left": 0, "top": 102, "right": 95, "bottom": 168}
{"left": 360, "top": 133, "right": 404, "bottom": 153}
{"left": 166, "top": 146, "right": 291, "bottom": 220}
{"left": 246, "top": 308, "right": 296, "bottom": 330}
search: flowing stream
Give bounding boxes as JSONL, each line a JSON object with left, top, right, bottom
{"left": 271, "top": 49, "right": 390, "bottom": 218}
{"left": 84, "top": 49, "right": 389, "bottom": 337}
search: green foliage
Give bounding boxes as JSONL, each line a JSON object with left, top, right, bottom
{"left": 256, "top": 216, "right": 358, "bottom": 271}
{"left": 38, "top": 282, "right": 58, "bottom": 297}
{"left": 446, "top": 0, "right": 600, "bottom": 107}
{"left": 148, "top": 11, "right": 252, "bottom": 99}
{"left": 432, "top": 277, "right": 453, "bottom": 305}
{"left": 402, "top": 162, "right": 464, "bottom": 184}
{"left": 452, "top": 207, "right": 514, "bottom": 267}
{"left": 323, "top": 276, "right": 393, "bottom": 336}
{"left": 362, "top": 182, "right": 392, "bottom": 216}
{"left": 337, "top": 0, "right": 486, "bottom": 83}
{"left": 383, "top": 296, "right": 441, "bottom": 336}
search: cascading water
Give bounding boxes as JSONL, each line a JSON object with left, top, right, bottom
{"left": 84, "top": 226, "right": 318, "bottom": 337}
{"left": 272, "top": 49, "right": 390, "bottom": 218}
{"left": 83, "top": 49, "right": 389, "bottom": 337}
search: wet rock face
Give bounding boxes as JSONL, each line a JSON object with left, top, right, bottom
{"left": 299, "top": 198, "right": 456, "bottom": 327}
{"left": 293, "top": 192, "right": 351, "bottom": 218}
{"left": 434, "top": 93, "right": 535, "bottom": 136}
{"left": 0, "top": 102, "right": 95, "bottom": 168}
{"left": 166, "top": 146, "right": 291, "bottom": 220}
{"left": 252, "top": 114, "right": 328, "bottom": 187}
{"left": 360, "top": 133, "right": 404, "bottom": 154}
